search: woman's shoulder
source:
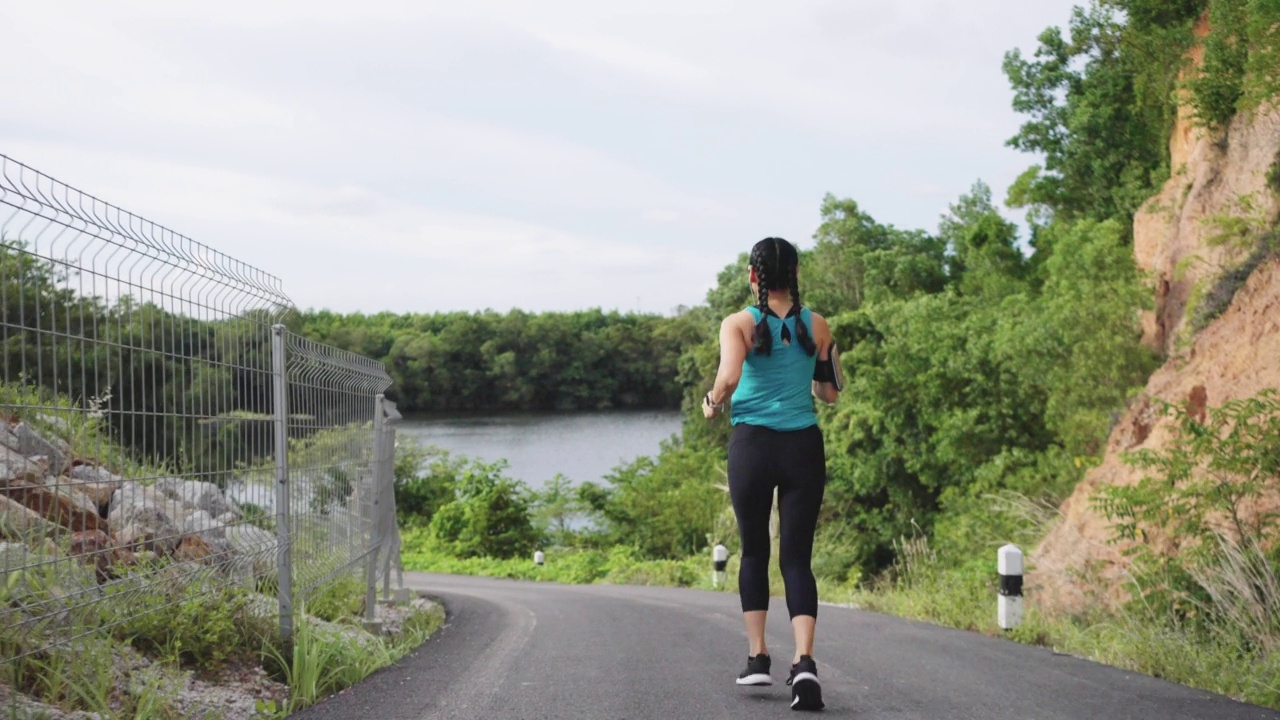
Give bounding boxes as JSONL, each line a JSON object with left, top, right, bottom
{"left": 723, "top": 308, "right": 758, "bottom": 327}
{"left": 804, "top": 309, "right": 831, "bottom": 342}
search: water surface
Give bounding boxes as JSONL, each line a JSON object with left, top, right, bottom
{"left": 397, "top": 410, "right": 684, "bottom": 490}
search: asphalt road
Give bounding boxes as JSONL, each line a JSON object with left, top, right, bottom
{"left": 288, "top": 572, "right": 1280, "bottom": 719}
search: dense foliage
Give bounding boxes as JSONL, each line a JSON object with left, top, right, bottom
{"left": 298, "top": 308, "right": 702, "bottom": 413}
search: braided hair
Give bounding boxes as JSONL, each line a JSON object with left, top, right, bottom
{"left": 749, "top": 237, "right": 817, "bottom": 357}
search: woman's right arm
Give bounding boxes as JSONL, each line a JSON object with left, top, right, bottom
{"left": 704, "top": 312, "right": 750, "bottom": 419}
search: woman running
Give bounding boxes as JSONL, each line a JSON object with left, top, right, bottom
{"left": 702, "top": 237, "right": 843, "bottom": 712}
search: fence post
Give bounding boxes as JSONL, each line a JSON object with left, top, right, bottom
{"left": 365, "top": 394, "right": 386, "bottom": 626}
{"left": 272, "top": 324, "right": 294, "bottom": 644}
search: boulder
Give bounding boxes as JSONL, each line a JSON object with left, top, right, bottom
{"left": 109, "top": 484, "right": 185, "bottom": 555}
{"left": 0, "top": 495, "right": 61, "bottom": 540}
{"left": 68, "top": 529, "right": 127, "bottom": 583}
{"left": 175, "top": 534, "right": 216, "bottom": 563}
{"left": 153, "top": 478, "right": 237, "bottom": 519}
{"left": 183, "top": 509, "right": 228, "bottom": 541}
{"left": 0, "top": 445, "right": 43, "bottom": 486}
{"left": 114, "top": 517, "right": 180, "bottom": 556}
{"left": 68, "top": 529, "right": 111, "bottom": 557}
{"left": 0, "top": 422, "right": 17, "bottom": 451}
{"left": 67, "top": 464, "right": 126, "bottom": 511}
{"left": 110, "top": 482, "right": 187, "bottom": 524}
{"left": 11, "top": 422, "right": 69, "bottom": 476}
{"left": 2, "top": 474, "right": 106, "bottom": 534}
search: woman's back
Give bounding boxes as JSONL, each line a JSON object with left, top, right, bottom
{"left": 731, "top": 306, "right": 819, "bottom": 432}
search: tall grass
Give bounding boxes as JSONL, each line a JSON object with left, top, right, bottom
{"left": 263, "top": 599, "right": 444, "bottom": 714}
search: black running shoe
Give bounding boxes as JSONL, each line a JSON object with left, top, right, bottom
{"left": 736, "top": 653, "right": 773, "bottom": 686}
{"left": 787, "top": 655, "right": 824, "bottom": 711}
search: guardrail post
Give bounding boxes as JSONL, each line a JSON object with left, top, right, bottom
{"left": 998, "top": 544, "right": 1024, "bottom": 631}
{"left": 272, "top": 324, "right": 294, "bottom": 644}
{"left": 712, "top": 543, "right": 729, "bottom": 589}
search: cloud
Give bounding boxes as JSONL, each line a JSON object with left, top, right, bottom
{"left": 0, "top": 0, "right": 1081, "bottom": 314}
{"left": 2, "top": 139, "right": 725, "bottom": 314}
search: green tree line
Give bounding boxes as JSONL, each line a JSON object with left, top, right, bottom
{"left": 297, "top": 308, "right": 703, "bottom": 413}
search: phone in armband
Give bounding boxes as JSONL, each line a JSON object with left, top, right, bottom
{"left": 813, "top": 343, "right": 845, "bottom": 391}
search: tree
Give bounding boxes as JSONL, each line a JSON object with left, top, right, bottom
{"left": 1003, "top": 2, "right": 1194, "bottom": 223}
{"left": 532, "top": 474, "right": 583, "bottom": 545}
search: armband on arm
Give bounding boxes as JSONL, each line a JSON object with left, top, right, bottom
{"left": 813, "top": 343, "right": 845, "bottom": 391}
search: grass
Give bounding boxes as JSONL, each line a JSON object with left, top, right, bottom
{"left": 2, "top": 570, "right": 445, "bottom": 719}
{"left": 262, "top": 594, "right": 445, "bottom": 715}
{"left": 402, "top": 532, "right": 721, "bottom": 590}
{"left": 836, "top": 534, "right": 1280, "bottom": 710}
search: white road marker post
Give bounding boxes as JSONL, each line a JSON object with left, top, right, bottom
{"left": 712, "top": 543, "right": 729, "bottom": 589}
{"left": 534, "top": 550, "right": 545, "bottom": 567}
{"left": 998, "top": 544, "right": 1024, "bottom": 631}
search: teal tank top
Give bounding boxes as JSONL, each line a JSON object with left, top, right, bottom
{"left": 730, "top": 306, "right": 818, "bottom": 432}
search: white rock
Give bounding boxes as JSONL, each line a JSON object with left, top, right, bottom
{"left": 0, "top": 444, "right": 41, "bottom": 483}
{"left": 68, "top": 465, "right": 126, "bottom": 508}
{"left": 153, "top": 478, "right": 237, "bottom": 518}
{"left": 183, "top": 509, "right": 226, "bottom": 541}
{"left": 109, "top": 484, "right": 183, "bottom": 555}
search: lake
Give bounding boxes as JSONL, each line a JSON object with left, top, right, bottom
{"left": 396, "top": 410, "right": 684, "bottom": 490}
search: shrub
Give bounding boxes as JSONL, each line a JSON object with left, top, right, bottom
{"left": 425, "top": 458, "right": 538, "bottom": 559}
{"left": 1094, "top": 389, "right": 1280, "bottom": 635}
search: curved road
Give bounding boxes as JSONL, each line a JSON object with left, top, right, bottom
{"left": 289, "top": 572, "right": 1280, "bottom": 719}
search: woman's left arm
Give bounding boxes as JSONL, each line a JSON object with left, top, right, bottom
{"left": 811, "top": 313, "right": 841, "bottom": 405}
{"left": 704, "top": 313, "right": 748, "bottom": 419}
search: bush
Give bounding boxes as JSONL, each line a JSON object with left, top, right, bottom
{"left": 1095, "top": 389, "right": 1280, "bottom": 637}
{"left": 305, "top": 574, "right": 367, "bottom": 623}
{"left": 1189, "top": 0, "right": 1250, "bottom": 127}
{"left": 425, "top": 458, "right": 539, "bottom": 559}
{"left": 590, "top": 440, "right": 730, "bottom": 560}
{"left": 394, "top": 441, "right": 460, "bottom": 526}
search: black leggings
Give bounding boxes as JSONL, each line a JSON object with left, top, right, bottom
{"left": 727, "top": 423, "right": 826, "bottom": 618}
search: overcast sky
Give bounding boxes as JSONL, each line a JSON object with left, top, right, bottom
{"left": 1, "top": 1, "right": 1079, "bottom": 315}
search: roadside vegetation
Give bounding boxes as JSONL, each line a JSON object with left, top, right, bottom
{"left": 0, "top": 385, "right": 442, "bottom": 720}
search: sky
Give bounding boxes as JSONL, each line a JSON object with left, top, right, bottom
{"left": 0, "top": 0, "right": 1080, "bottom": 316}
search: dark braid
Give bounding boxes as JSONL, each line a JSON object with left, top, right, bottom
{"left": 789, "top": 272, "right": 817, "bottom": 356}
{"left": 751, "top": 241, "right": 774, "bottom": 355}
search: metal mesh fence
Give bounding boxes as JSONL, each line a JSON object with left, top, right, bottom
{"left": 0, "top": 153, "right": 402, "bottom": 675}
{"left": 280, "top": 330, "right": 392, "bottom": 597}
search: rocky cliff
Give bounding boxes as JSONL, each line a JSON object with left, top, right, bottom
{"left": 1031, "top": 95, "right": 1280, "bottom": 613}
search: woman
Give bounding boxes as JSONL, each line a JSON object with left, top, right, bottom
{"left": 702, "top": 237, "right": 843, "bottom": 712}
